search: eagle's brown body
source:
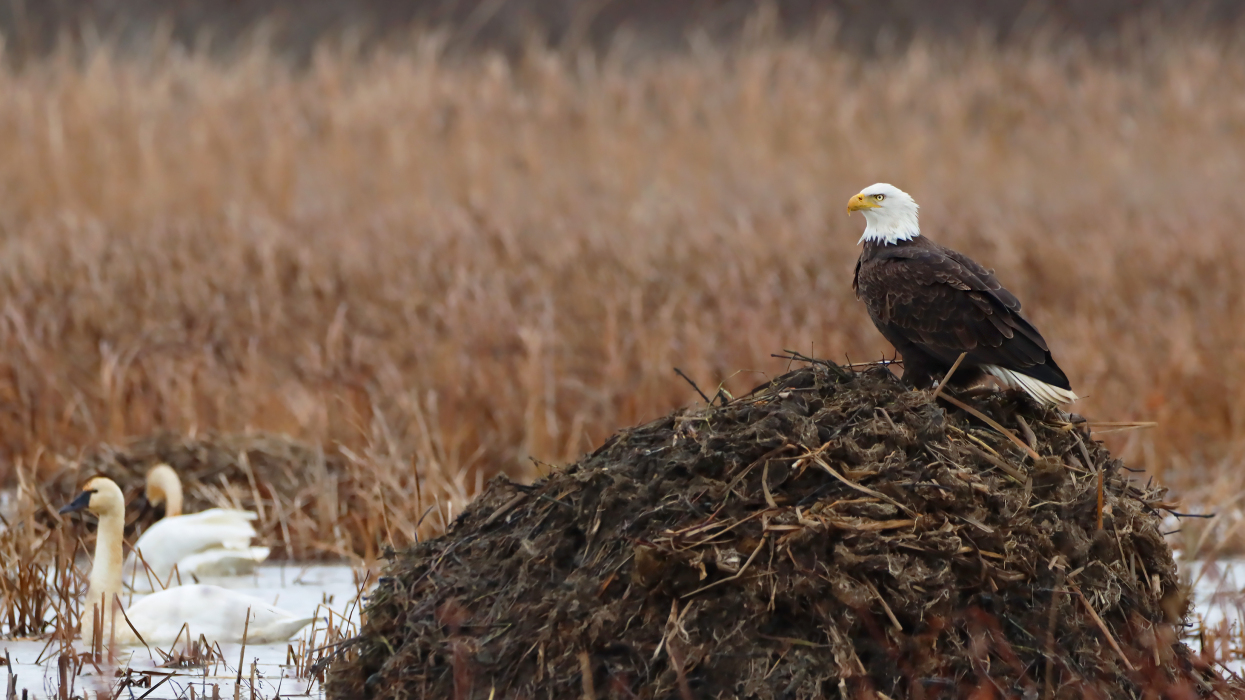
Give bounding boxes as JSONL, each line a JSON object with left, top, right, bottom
{"left": 853, "top": 235, "right": 1072, "bottom": 393}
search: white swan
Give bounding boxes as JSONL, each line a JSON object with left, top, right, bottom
{"left": 124, "top": 464, "right": 270, "bottom": 590}
{"left": 60, "top": 477, "right": 315, "bottom": 646}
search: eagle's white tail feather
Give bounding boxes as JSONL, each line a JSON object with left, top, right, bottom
{"left": 982, "top": 366, "right": 1079, "bottom": 406}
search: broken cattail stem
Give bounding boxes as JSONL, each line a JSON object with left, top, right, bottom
{"left": 682, "top": 534, "right": 769, "bottom": 598}
{"left": 938, "top": 393, "right": 1043, "bottom": 462}
{"left": 1015, "top": 415, "right": 1037, "bottom": 449}
{"left": 761, "top": 460, "right": 778, "bottom": 509}
{"left": 1097, "top": 468, "right": 1105, "bottom": 531}
{"left": 1075, "top": 590, "right": 1136, "bottom": 672}
{"left": 235, "top": 607, "right": 252, "bottom": 700}
{"left": 578, "top": 650, "right": 596, "bottom": 700}
{"left": 864, "top": 580, "right": 902, "bottom": 632}
{"left": 932, "top": 353, "right": 968, "bottom": 401}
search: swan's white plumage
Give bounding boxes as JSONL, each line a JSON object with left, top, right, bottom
{"left": 62, "top": 476, "right": 313, "bottom": 647}
{"left": 125, "top": 509, "right": 270, "bottom": 589}
{"left": 112, "top": 585, "right": 316, "bottom": 645}
{"left": 126, "top": 465, "right": 270, "bottom": 590}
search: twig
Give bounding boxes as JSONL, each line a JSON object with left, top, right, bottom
{"left": 834, "top": 359, "right": 899, "bottom": 369}
{"left": 1096, "top": 467, "right": 1104, "bottom": 531}
{"left": 684, "top": 509, "right": 771, "bottom": 547}
{"left": 761, "top": 460, "right": 778, "bottom": 509}
{"left": 652, "top": 599, "right": 693, "bottom": 661}
{"left": 236, "top": 607, "right": 252, "bottom": 696}
{"left": 578, "top": 650, "right": 596, "bottom": 700}
{"left": 415, "top": 504, "right": 438, "bottom": 532}
{"left": 667, "top": 638, "right": 694, "bottom": 700}
{"left": 682, "top": 535, "right": 768, "bottom": 598}
{"left": 932, "top": 353, "right": 968, "bottom": 400}
{"left": 113, "top": 594, "right": 151, "bottom": 651}
{"left": 1087, "top": 421, "right": 1158, "bottom": 435}
{"left": 1074, "top": 589, "right": 1135, "bottom": 672}
{"left": 482, "top": 493, "right": 527, "bottom": 527}
{"left": 135, "top": 673, "right": 174, "bottom": 700}
{"left": 1015, "top": 415, "right": 1037, "bottom": 449}
{"left": 959, "top": 442, "right": 1027, "bottom": 483}
{"left": 1075, "top": 433, "right": 1094, "bottom": 470}
{"left": 863, "top": 580, "right": 902, "bottom": 632}
{"left": 824, "top": 518, "right": 915, "bottom": 532}
{"left": 813, "top": 456, "right": 915, "bottom": 517}
{"left": 876, "top": 408, "right": 899, "bottom": 433}
{"left": 937, "top": 393, "right": 1043, "bottom": 462}
{"left": 709, "top": 444, "right": 795, "bottom": 518}
{"left": 1161, "top": 510, "right": 1213, "bottom": 519}
{"left": 536, "top": 494, "right": 573, "bottom": 509}
{"left": 673, "top": 368, "right": 711, "bottom": 405}
{"left": 1043, "top": 569, "right": 1065, "bottom": 700}
{"left": 772, "top": 349, "right": 835, "bottom": 368}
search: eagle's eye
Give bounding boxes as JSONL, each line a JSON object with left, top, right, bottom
{"left": 874, "top": 194, "right": 885, "bottom": 201}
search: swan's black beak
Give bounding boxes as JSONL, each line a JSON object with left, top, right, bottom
{"left": 59, "top": 490, "right": 94, "bottom": 515}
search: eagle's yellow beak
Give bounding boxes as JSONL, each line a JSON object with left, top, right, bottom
{"left": 847, "top": 193, "right": 880, "bottom": 214}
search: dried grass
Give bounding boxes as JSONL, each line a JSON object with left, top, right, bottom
{"left": 0, "top": 29, "right": 1243, "bottom": 554}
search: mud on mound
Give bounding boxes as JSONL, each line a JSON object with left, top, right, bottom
{"left": 43, "top": 432, "right": 353, "bottom": 560}
{"left": 330, "top": 362, "right": 1236, "bottom": 699}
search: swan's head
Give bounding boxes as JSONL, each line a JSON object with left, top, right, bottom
{"left": 145, "top": 464, "right": 183, "bottom": 516}
{"left": 60, "top": 477, "right": 125, "bottom": 519}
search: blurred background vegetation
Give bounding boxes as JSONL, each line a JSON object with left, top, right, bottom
{"left": 2, "top": 0, "right": 1244, "bottom": 553}
{"left": 1, "top": 0, "right": 1242, "bottom": 59}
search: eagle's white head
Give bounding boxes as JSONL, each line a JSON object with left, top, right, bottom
{"left": 847, "top": 183, "right": 921, "bottom": 245}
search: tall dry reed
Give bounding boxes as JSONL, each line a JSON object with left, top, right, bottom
{"left": 1, "top": 32, "right": 1243, "bottom": 547}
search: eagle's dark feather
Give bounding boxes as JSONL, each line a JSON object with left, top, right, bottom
{"left": 853, "top": 235, "right": 1072, "bottom": 392}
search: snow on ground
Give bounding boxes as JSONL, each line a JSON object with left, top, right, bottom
{"left": 2, "top": 563, "right": 366, "bottom": 699}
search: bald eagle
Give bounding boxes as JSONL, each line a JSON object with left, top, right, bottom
{"left": 848, "top": 183, "right": 1078, "bottom": 406}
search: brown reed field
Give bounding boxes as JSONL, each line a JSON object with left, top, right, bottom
{"left": 1, "top": 27, "right": 1245, "bottom": 557}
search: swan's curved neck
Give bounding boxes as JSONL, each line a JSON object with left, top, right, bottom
{"left": 163, "top": 484, "right": 183, "bottom": 518}
{"left": 151, "top": 469, "right": 184, "bottom": 518}
{"left": 85, "top": 506, "right": 125, "bottom": 644}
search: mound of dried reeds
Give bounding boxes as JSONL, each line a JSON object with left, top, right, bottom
{"left": 331, "top": 361, "right": 1239, "bottom": 699}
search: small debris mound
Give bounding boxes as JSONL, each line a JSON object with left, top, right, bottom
{"left": 43, "top": 432, "right": 352, "bottom": 559}
{"left": 330, "top": 362, "right": 1236, "bottom": 699}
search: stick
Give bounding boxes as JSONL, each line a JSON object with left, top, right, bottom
{"left": 932, "top": 353, "right": 968, "bottom": 401}
{"left": 1096, "top": 468, "right": 1105, "bottom": 531}
{"left": 709, "top": 444, "right": 795, "bottom": 518}
{"left": 1043, "top": 569, "right": 1065, "bottom": 700}
{"left": 863, "top": 580, "right": 902, "bottom": 632}
{"left": 235, "top": 607, "right": 252, "bottom": 699}
{"left": 937, "top": 393, "right": 1043, "bottom": 462}
{"left": 482, "top": 493, "right": 527, "bottom": 527}
{"left": 876, "top": 408, "right": 899, "bottom": 433}
{"left": 134, "top": 674, "right": 174, "bottom": 700}
{"left": 113, "top": 594, "right": 151, "bottom": 652}
{"left": 578, "top": 650, "right": 596, "bottom": 700}
{"left": 813, "top": 457, "right": 915, "bottom": 517}
{"left": 761, "top": 460, "right": 778, "bottom": 509}
{"left": 959, "top": 442, "right": 1028, "bottom": 483}
{"left": 823, "top": 518, "right": 915, "bottom": 532}
{"left": 682, "top": 535, "right": 768, "bottom": 598}
{"left": 1015, "top": 415, "right": 1037, "bottom": 449}
{"left": 1087, "top": 421, "right": 1158, "bottom": 435}
{"left": 673, "top": 368, "right": 712, "bottom": 405}
{"left": 1075, "top": 590, "right": 1135, "bottom": 672}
